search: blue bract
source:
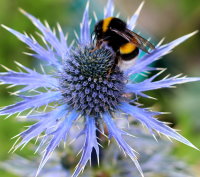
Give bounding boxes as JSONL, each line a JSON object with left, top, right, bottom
{"left": 0, "top": 0, "right": 199, "bottom": 177}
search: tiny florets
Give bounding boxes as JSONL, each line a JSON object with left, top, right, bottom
{"left": 60, "top": 46, "right": 125, "bottom": 116}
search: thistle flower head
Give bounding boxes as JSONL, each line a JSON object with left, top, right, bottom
{"left": 0, "top": 0, "right": 199, "bottom": 177}
{"left": 60, "top": 46, "right": 125, "bottom": 116}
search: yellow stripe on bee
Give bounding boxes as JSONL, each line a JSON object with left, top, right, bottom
{"left": 120, "top": 43, "right": 136, "bottom": 54}
{"left": 102, "top": 17, "right": 113, "bottom": 32}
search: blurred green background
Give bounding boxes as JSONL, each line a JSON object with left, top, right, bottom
{"left": 0, "top": 0, "right": 200, "bottom": 176}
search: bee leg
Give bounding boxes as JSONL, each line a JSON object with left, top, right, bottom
{"left": 90, "top": 46, "right": 99, "bottom": 53}
{"left": 106, "top": 68, "right": 112, "bottom": 79}
{"left": 106, "top": 56, "right": 119, "bottom": 79}
{"left": 90, "top": 40, "right": 103, "bottom": 53}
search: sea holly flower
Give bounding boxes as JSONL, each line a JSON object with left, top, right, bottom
{"left": 1, "top": 127, "right": 193, "bottom": 177}
{"left": 0, "top": 0, "right": 199, "bottom": 177}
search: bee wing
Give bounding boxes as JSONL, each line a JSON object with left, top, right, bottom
{"left": 126, "top": 29, "right": 155, "bottom": 50}
{"left": 111, "top": 28, "right": 155, "bottom": 53}
{"left": 110, "top": 28, "right": 131, "bottom": 41}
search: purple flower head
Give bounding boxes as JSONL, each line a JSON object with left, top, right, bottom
{"left": 0, "top": 0, "right": 199, "bottom": 177}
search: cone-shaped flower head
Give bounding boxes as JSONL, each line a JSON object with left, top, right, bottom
{"left": 60, "top": 46, "right": 125, "bottom": 116}
{"left": 0, "top": 0, "right": 199, "bottom": 177}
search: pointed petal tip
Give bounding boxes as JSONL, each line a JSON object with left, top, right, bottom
{"left": 156, "top": 37, "right": 165, "bottom": 47}
{"left": 86, "top": 0, "right": 90, "bottom": 10}
{"left": 133, "top": 1, "right": 145, "bottom": 18}
{"left": 188, "top": 30, "right": 198, "bottom": 37}
{"left": 136, "top": 1, "right": 145, "bottom": 14}
{"left": 18, "top": 8, "right": 28, "bottom": 16}
{"left": 189, "top": 143, "right": 199, "bottom": 151}
{"left": 18, "top": 7, "right": 24, "bottom": 13}
{"left": 127, "top": 1, "right": 145, "bottom": 30}
{"left": 1, "top": 24, "right": 10, "bottom": 30}
{"left": 104, "top": 0, "right": 114, "bottom": 18}
{"left": 177, "top": 30, "right": 199, "bottom": 43}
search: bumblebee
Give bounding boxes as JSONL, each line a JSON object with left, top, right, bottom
{"left": 93, "top": 17, "right": 155, "bottom": 70}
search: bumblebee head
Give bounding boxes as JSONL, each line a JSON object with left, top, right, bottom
{"left": 94, "top": 17, "right": 127, "bottom": 40}
{"left": 94, "top": 20, "right": 104, "bottom": 40}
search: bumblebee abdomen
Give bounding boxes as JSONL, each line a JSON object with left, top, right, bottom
{"left": 119, "top": 42, "right": 139, "bottom": 61}
{"left": 120, "top": 43, "right": 136, "bottom": 54}
{"left": 107, "top": 35, "right": 127, "bottom": 51}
